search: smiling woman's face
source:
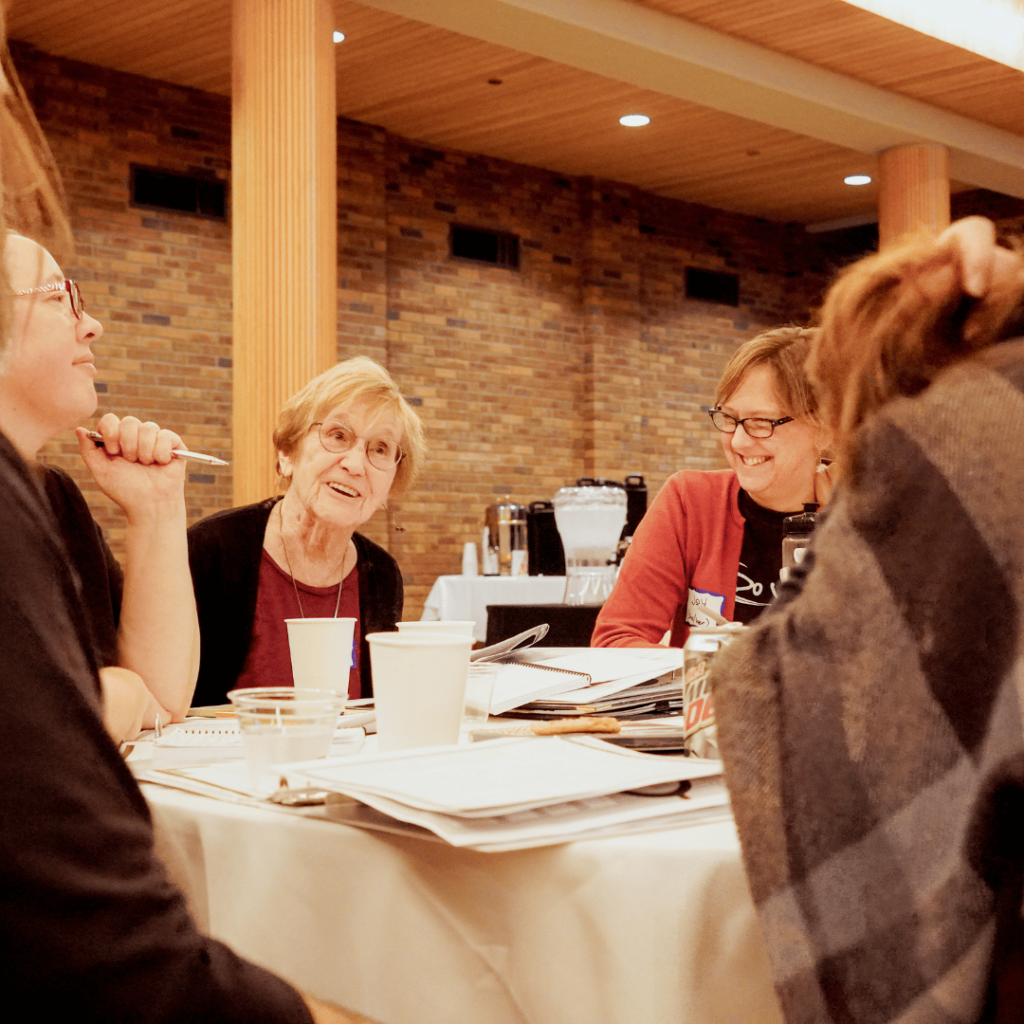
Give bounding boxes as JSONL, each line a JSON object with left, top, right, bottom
{"left": 277, "top": 399, "right": 402, "bottom": 533}
{"left": 718, "top": 363, "right": 822, "bottom": 512}
{"left": 0, "top": 234, "right": 104, "bottom": 455}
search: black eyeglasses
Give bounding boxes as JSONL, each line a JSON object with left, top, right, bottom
{"left": 709, "top": 408, "right": 794, "bottom": 438}
{"left": 14, "top": 279, "right": 84, "bottom": 320}
{"left": 313, "top": 420, "right": 403, "bottom": 471}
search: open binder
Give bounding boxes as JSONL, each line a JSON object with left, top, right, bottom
{"left": 470, "top": 627, "right": 684, "bottom": 717}
{"left": 471, "top": 625, "right": 593, "bottom": 714}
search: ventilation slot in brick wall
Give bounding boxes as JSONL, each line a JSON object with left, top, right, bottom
{"left": 450, "top": 225, "right": 519, "bottom": 269}
{"left": 685, "top": 267, "right": 739, "bottom": 306}
{"left": 130, "top": 165, "right": 227, "bottom": 221}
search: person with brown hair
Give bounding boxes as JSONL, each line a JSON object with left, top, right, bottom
{"left": 810, "top": 224, "right": 1024, "bottom": 466}
{"left": 712, "top": 223, "right": 1024, "bottom": 1024}
{"left": 0, "top": 10, "right": 380, "bottom": 1022}
{"left": 593, "top": 325, "right": 832, "bottom": 648}
{"left": 0, "top": 229, "right": 201, "bottom": 742}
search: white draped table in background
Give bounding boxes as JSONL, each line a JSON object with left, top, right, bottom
{"left": 146, "top": 784, "right": 783, "bottom": 1024}
{"left": 421, "top": 575, "right": 568, "bottom": 641}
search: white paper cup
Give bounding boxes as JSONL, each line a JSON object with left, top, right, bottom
{"left": 285, "top": 617, "right": 357, "bottom": 690}
{"left": 462, "top": 662, "right": 498, "bottom": 727}
{"left": 366, "top": 632, "right": 473, "bottom": 752}
{"left": 228, "top": 687, "right": 347, "bottom": 792}
{"left": 396, "top": 619, "right": 475, "bottom": 638}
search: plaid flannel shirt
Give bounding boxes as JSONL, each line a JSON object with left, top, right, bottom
{"left": 714, "top": 338, "right": 1024, "bottom": 1024}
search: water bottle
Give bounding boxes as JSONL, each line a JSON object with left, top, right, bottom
{"left": 781, "top": 503, "right": 819, "bottom": 582}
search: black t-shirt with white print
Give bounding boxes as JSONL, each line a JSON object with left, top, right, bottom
{"left": 733, "top": 488, "right": 791, "bottom": 624}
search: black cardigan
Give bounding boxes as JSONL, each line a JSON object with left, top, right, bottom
{"left": 187, "top": 498, "right": 403, "bottom": 706}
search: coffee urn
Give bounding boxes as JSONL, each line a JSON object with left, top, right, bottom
{"left": 484, "top": 497, "right": 527, "bottom": 576}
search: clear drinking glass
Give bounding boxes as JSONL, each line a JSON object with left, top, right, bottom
{"left": 228, "top": 687, "right": 347, "bottom": 792}
{"left": 462, "top": 662, "right": 498, "bottom": 728}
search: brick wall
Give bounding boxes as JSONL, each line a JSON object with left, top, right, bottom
{"left": 15, "top": 44, "right": 235, "bottom": 543}
{"left": 15, "top": 43, "right": 1019, "bottom": 619}
{"left": 374, "top": 141, "right": 871, "bottom": 612}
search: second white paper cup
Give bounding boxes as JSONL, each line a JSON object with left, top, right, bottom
{"left": 367, "top": 632, "right": 473, "bottom": 752}
{"left": 285, "top": 617, "right": 357, "bottom": 691}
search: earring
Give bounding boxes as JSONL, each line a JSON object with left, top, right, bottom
{"left": 382, "top": 503, "right": 406, "bottom": 532}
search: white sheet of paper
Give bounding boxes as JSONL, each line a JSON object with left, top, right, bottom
{"left": 343, "top": 779, "right": 731, "bottom": 850}
{"left": 286, "top": 735, "right": 721, "bottom": 817}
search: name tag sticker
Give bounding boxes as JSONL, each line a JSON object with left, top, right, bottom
{"left": 686, "top": 587, "right": 726, "bottom": 627}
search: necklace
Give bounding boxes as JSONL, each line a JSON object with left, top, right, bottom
{"left": 278, "top": 502, "right": 344, "bottom": 618}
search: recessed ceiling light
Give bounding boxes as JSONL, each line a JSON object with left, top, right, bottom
{"left": 333, "top": 30, "right": 345, "bottom": 43}
{"left": 619, "top": 114, "right": 651, "bottom": 127}
{"left": 844, "top": 174, "right": 872, "bottom": 186}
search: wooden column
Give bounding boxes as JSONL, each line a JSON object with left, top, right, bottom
{"left": 877, "top": 143, "right": 950, "bottom": 249}
{"left": 232, "top": 0, "right": 337, "bottom": 505}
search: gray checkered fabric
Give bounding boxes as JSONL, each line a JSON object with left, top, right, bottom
{"left": 713, "top": 339, "right": 1024, "bottom": 1024}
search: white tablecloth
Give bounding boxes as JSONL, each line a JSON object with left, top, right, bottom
{"left": 421, "top": 575, "right": 568, "bottom": 641}
{"left": 146, "top": 785, "right": 783, "bottom": 1024}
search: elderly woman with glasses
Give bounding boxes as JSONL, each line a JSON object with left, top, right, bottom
{"left": 187, "top": 356, "right": 425, "bottom": 706}
{"left": 0, "top": 231, "right": 199, "bottom": 740}
{"left": 593, "top": 326, "right": 831, "bottom": 648}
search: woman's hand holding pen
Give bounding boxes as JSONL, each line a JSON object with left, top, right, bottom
{"left": 84, "top": 430, "right": 227, "bottom": 465}
{"left": 77, "top": 413, "right": 188, "bottom": 522}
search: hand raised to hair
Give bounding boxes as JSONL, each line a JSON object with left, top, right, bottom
{"left": 940, "top": 216, "right": 1000, "bottom": 298}
{"left": 938, "top": 216, "right": 1022, "bottom": 342}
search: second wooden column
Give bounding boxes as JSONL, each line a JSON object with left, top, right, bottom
{"left": 878, "top": 143, "right": 950, "bottom": 249}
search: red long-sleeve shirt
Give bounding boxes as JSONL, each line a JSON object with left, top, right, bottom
{"left": 592, "top": 470, "right": 744, "bottom": 648}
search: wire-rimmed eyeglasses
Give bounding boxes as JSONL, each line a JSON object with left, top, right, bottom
{"left": 14, "top": 279, "right": 84, "bottom": 320}
{"left": 708, "top": 408, "right": 794, "bottom": 438}
{"left": 313, "top": 420, "right": 403, "bottom": 471}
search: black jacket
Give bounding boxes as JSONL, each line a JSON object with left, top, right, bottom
{"left": 187, "top": 498, "right": 403, "bottom": 706}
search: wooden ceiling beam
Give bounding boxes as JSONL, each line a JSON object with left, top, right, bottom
{"left": 353, "top": 0, "right": 1024, "bottom": 198}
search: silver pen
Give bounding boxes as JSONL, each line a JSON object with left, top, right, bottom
{"left": 85, "top": 430, "right": 229, "bottom": 466}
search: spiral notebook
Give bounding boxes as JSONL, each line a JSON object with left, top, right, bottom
{"left": 489, "top": 660, "right": 592, "bottom": 715}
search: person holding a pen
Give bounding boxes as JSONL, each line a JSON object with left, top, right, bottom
{"left": 0, "top": 19, "right": 379, "bottom": 1020}
{"left": 0, "top": 230, "right": 200, "bottom": 740}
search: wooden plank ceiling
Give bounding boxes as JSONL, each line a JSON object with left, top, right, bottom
{"left": 7, "top": 0, "right": 1024, "bottom": 225}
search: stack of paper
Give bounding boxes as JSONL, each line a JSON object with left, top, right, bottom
{"left": 283, "top": 735, "right": 730, "bottom": 851}
{"left": 491, "top": 647, "right": 685, "bottom": 717}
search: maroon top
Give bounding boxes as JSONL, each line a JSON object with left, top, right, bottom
{"left": 235, "top": 549, "right": 361, "bottom": 699}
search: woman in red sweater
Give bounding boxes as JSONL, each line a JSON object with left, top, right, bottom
{"left": 593, "top": 326, "right": 831, "bottom": 648}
